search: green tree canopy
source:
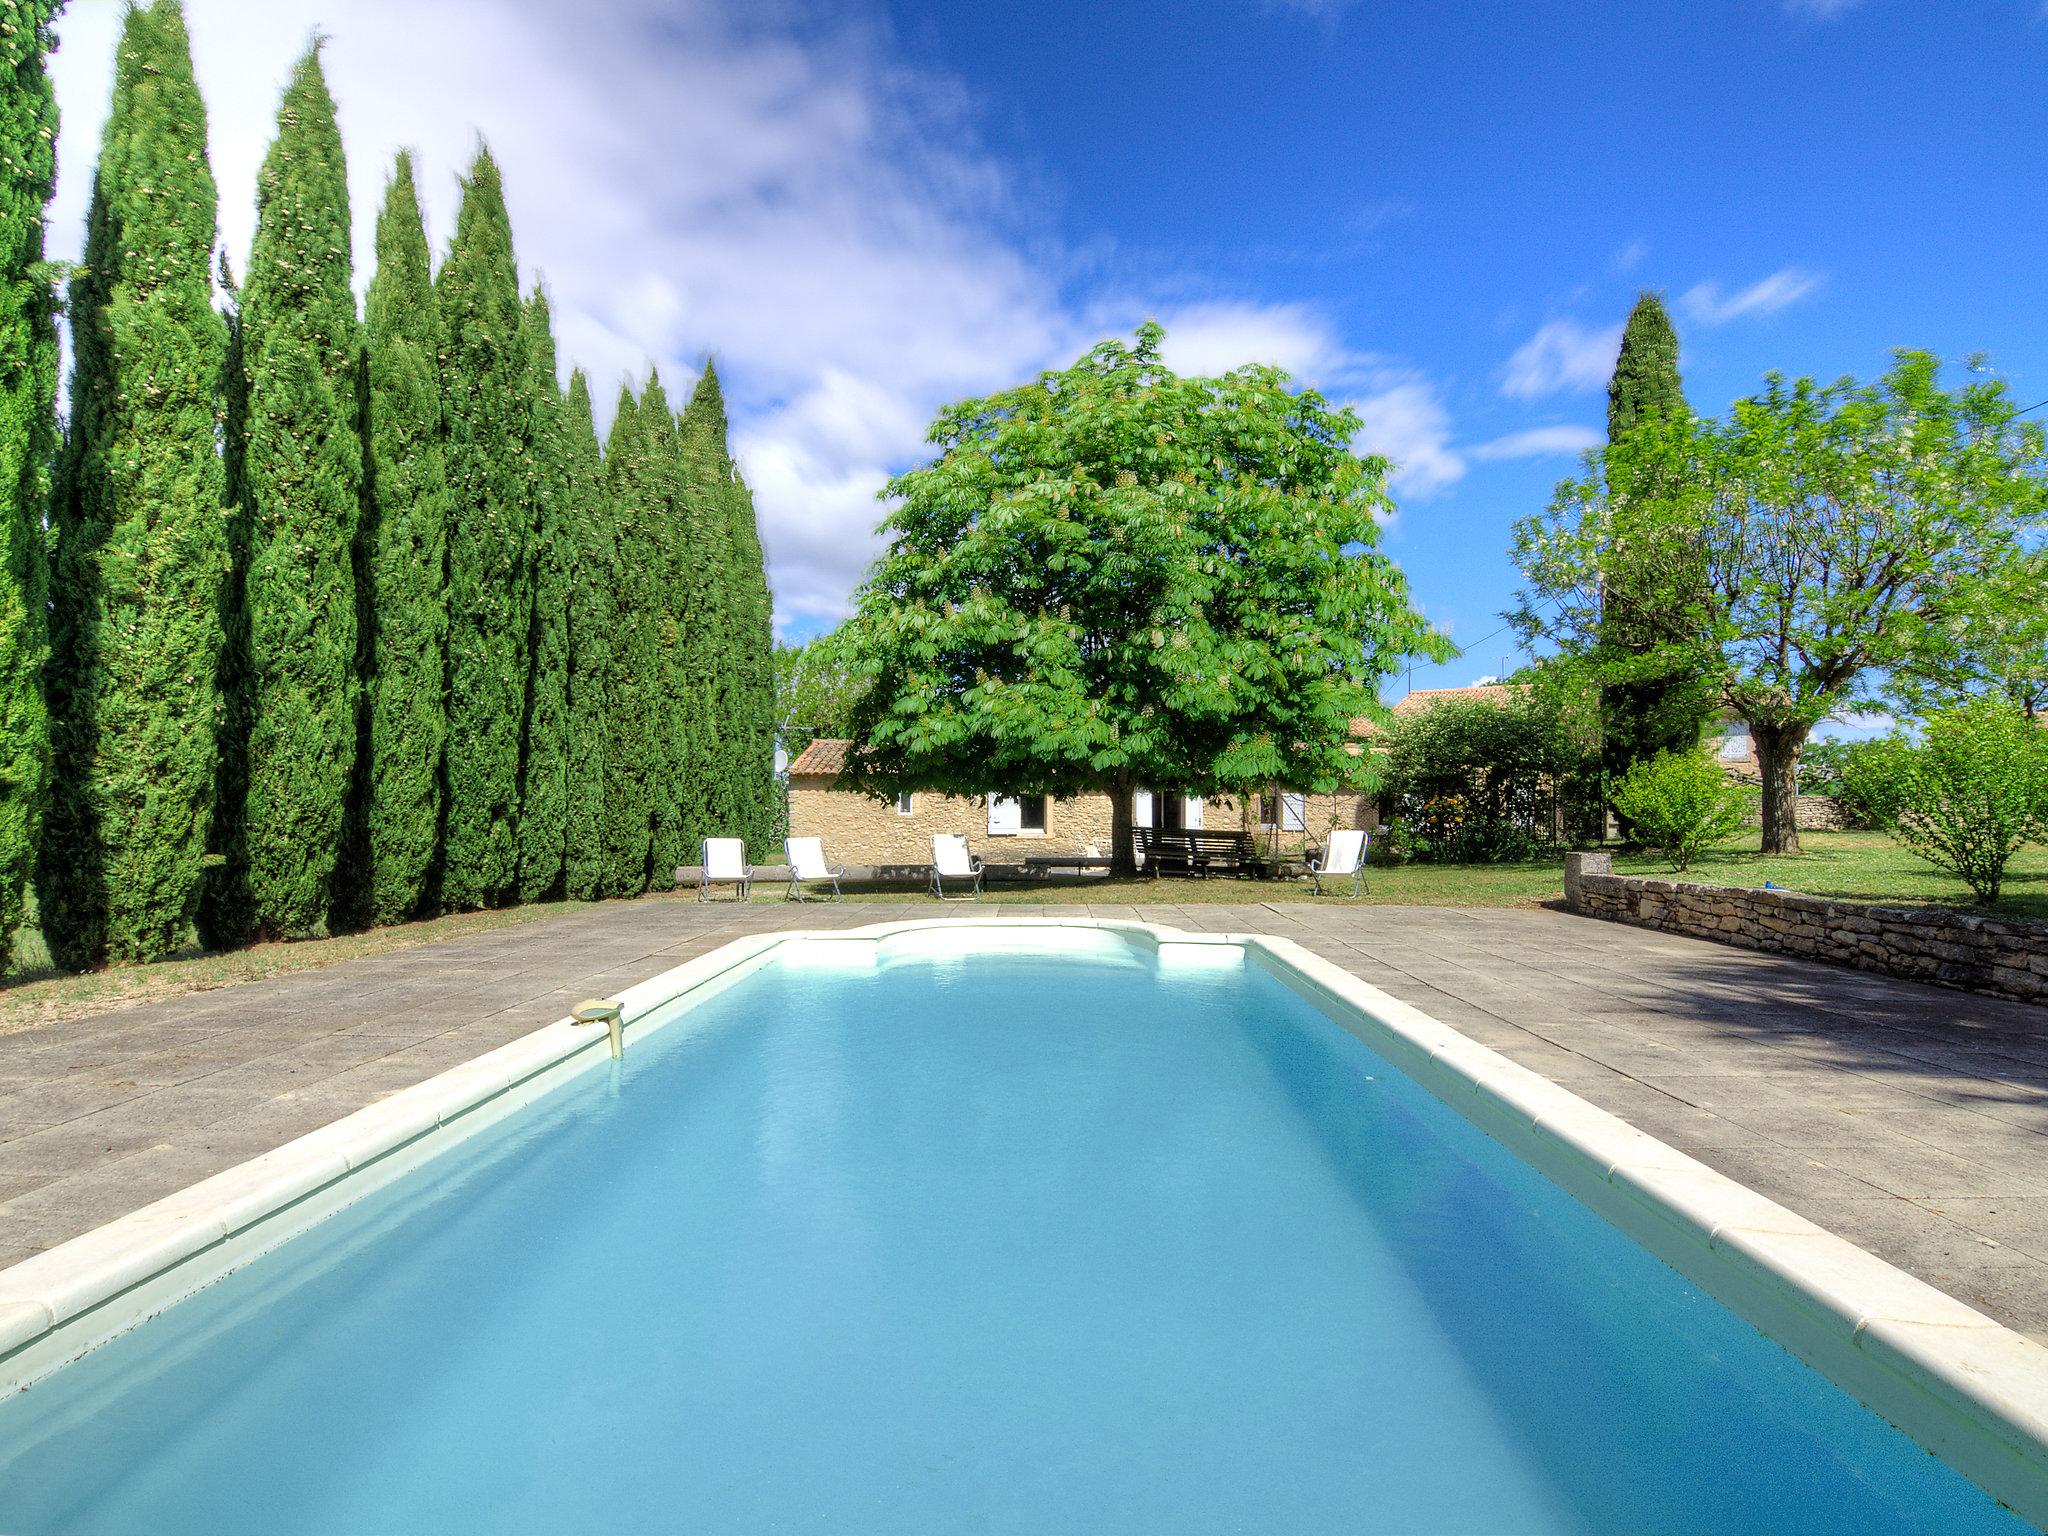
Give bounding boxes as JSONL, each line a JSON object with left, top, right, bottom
{"left": 221, "top": 42, "right": 359, "bottom": 940}
{"left": 358, "top": 149, "right": 448, "bottom": 925}
{"left": 0, "top": 0, "right": 60, "bottom": 968}
{"left": 842, "top": 323, "right": 1444, "bottom": 875}
{"left": 1891, "top": 544, "right": 2048, "bottom": 722}
{"left": 1513, "top": 351, "right": 2048, "bottom": 853}
{"left": 42, "top": 0, "right": 228, "bottom": 966}
{"left": 776, "top": 630, "right": 864, "bottom": 761}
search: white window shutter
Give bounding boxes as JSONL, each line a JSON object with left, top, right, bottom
{"left": 1184, "top": 796, "right": 1203, "bottom": 830}
{"left": 1134, "top": 790, "right": 1154, "bottom": 828}
{"left": 988, "top": 795, "right": 1022, "bottom": 834}
{"left": 1282, "top": 792, "right": 1306, "bottom": 832}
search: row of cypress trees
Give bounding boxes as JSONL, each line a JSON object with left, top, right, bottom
{"left": 4, "top": 0, "right": 778, "bottom": 971}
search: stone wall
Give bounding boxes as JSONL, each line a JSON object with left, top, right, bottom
{"left": 787, "top": 782, "right": 1121, "bottom": 870}
{"left": 1563, "top": 852, "right": 2048, "bottom": 1007}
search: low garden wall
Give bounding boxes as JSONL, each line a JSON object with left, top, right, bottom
{"left": 1562, "top": 852, "right": 2048, "bottom": 1007}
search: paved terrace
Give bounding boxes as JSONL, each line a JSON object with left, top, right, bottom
{"left": 1, "top": 898, "right": 2045, "bottom": 1341}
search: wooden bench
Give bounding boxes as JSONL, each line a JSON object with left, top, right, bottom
{"left": 1133, "top": 827, "right": 1260, "bottom": 878}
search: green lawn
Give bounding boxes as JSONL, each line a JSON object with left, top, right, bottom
{"left": 785, "top": 830, "right": 2048, "bottom": 918}
{"left": 4, "top": 830, "right": 2037, "bottom": 1035}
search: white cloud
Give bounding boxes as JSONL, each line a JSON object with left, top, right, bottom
{"left": 1680, "top": 267, "right": 1823, "bottom": 325}
{"left": 1154, "top": 300, "right": 1356, "bottom": 381}
{"left": 1500, "top": 319, "right": 1622, "bottom": 399}
{"left": 48, "top": 0, "right": 1067, "bottom": 635}
{"left": 1783, "top": 0, "right": 1864, "bottom": 17}
{"left": 42, "top": 3, "right": 1446, "bottom": 631}
{"left": 1469, "top": 424, "right": 1603, "bottom": 461}
{"left": 1610, "top": 238, "right": 1649, "bottom": 275}
{"left": 1349, "top": 373, "right": 1464, "bottom": 498}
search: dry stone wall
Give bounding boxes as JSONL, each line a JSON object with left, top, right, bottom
{"left": 1563, "top": 852, "right": 2048, "bottom": 1007}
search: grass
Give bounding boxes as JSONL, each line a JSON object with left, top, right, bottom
{"left": 785, "top": 830, "right": 2048, "bottom": 918}
{"left": 4, "top": 831, "right": 2039, "bottom": 1035}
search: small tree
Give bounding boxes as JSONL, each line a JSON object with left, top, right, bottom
{"left": 1846, "top": 703, "right": 2048, "bottom": 906}
{"left": 842, "top": 324, "right": 1444, "bottom": 875}
{"left": 1514, "top": 352, "right": 2047, "bottom": 855}
{"left": 1610, "top": 750, "right": 1752, "bottom": 872}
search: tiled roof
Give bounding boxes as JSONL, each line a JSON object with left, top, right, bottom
{"left": 1351, "top": 684, "right": 1518, "bottom": 738}
{"left": 787, "top": 737, "right": 851, "bottom": 777}
{"left": 1391, "top": 683, "right": 1517, "bottom": 716}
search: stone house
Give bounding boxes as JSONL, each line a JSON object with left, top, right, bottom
{"left": 784, "top": 737, "right": 1380, "bottom": 871}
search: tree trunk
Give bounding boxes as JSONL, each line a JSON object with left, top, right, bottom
{"left": 1752, "top": 720, "right": 1809, "bottom": 855}
{"left": 1109, "top": 773, "right": 1137, "bottom": 879}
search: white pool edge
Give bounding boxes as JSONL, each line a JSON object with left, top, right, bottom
{"left": 1, "top": 915, "right": 2043, "bottom": 1528}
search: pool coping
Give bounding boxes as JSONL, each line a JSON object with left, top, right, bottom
{"left": 1, "top": 916, "right": 2044, "bottom": 1527}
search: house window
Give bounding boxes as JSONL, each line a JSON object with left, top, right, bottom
{"left": 987, "top": 794, "right": 1049, "bottom": 836}
{"left": 895, "top": 792, "right": 915, "bottom": 816}
{"left": 1257, "top": 792, "right": 1305, "bottom": 831}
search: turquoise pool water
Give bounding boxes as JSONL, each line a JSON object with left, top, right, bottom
{"left": 0, "top": 936, "right": 2029, "bottom": 1534}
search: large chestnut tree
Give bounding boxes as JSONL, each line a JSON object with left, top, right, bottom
{"left": 842, "top": 324, "right": 1443, "bottom": 875}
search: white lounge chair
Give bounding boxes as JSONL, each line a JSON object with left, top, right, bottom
{"left": 930, "top": 834, "right": 983, "bottom": 901}
{"left": 1309, "top": 828, "right": 1368, "bottom": 898}
{"left": 784, "top": 836, "right": 845, "bottom": 902}
{"left": 699, "top": 838, "right": 752, "bottom": 902}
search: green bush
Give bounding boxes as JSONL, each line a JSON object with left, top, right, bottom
{"left": 1610, "top": 750, "right": 1753, "bottom": 871}
{"left": 1843, "top": 702, "right": 2048, "bottom": 905}
{"left": 1380, "top": 688, "right": 1601, "bottom": 863}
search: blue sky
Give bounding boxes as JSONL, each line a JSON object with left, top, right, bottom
{"left": 46, "top": 0, "right": 2048, "bottom": 699}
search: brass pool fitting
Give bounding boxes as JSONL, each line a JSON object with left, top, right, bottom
{"left": 571, "top": 998, "right": 625, "bottom": 1059}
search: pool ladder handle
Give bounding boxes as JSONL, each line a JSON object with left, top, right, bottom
{"left": 571, "top": 998, "right": 626, "bottom": 1059}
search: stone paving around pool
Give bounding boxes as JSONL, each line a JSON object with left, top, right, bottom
{"left": 1, "top": 897, "right": 2045, "bottom": 1342}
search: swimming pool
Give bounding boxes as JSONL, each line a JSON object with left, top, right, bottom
{"left": 0, "top": 922, "right": 2041, "bottom": 1533}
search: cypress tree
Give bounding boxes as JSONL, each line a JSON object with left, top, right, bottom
{"left": 725, "top": 454, "right": 779, "bottom": 854}
{"left": 0, "top": 0, "right": 60, "bottom": 968}
{"left": 671, "top": 371, "right": 727, "bottom": 858}
{"left": 1606, "top": 292, "right": 1686, "bottom": 440}
{"left": 358, "top": 151, "right": 448, "bottom": 925}
{"left": 205, "top": 258, "right": 250, "bottom": 946}
{"left": 600, "top": 382, "right": 662, "bottom": 894}
{"left": 437, "top": 146, "right": 529, "bottom": 908}
{"left": 42, "top": 0, "right": 228, "bottom": 967}
{"left": 561, "top": 370, "right": 611, "bottom": 901}
{"left": 677, "top": 362, "right": 776, "bottom": 854}
{"left": 1599, "top": 291, "right": 1713, "bottom": 797}
{"left": 221, "top": 44, "right": 359, "bottom": 939}
{"left": 639, "top": 385, "right": 702, "bottom": 886}
{"left": 513, "top": 289, "right": 570, "bottom": 902}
